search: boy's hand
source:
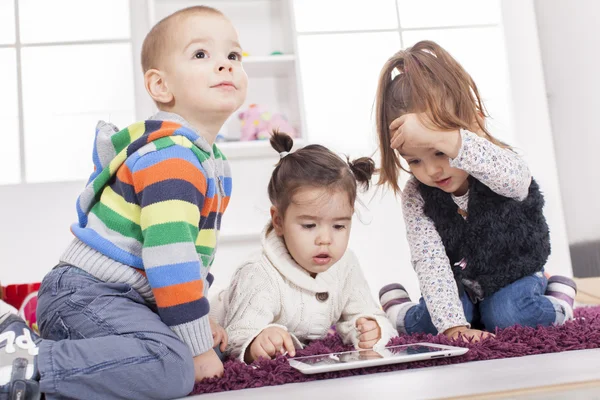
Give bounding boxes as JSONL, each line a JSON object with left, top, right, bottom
{"left": 443, "top": 325, "right": 495, "bottom": 342}
{"left": 209, "top": 317, "right": 228, "bottom": 352}
{"left": 193, "top": 348, "right": 224, "bottom": 382}
{"left": 356, "top": 317, "right": 381, "bottom": 349}
{"left": 245, "top": 326, "right": 296, "bottom": 363}
{"left": 389, "top": 113, "right": 461, "bottom": 159}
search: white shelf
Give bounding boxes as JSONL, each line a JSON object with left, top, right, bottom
{"left": 217, "top": 138, "right": 305, "bottom": 160}
{"left": 242, "top": 55, "right": 296, "bottom": 77}
{"left": 219, "top": 231, "right": 261, "bottom": 244}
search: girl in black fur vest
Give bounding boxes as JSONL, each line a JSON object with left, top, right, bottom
{"left": 374, "top": 41, "right": 577, "bottom": 342}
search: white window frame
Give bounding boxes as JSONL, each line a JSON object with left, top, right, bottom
{"left": 1, "top": 0, "right": 136, "bottom": 184}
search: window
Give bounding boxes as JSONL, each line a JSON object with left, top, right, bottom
{"left": 297, "top": 32, "right": 401, "bottom": 157}
{"left": 0, "top": 48, "right": 19, "bottom": 184}
{"left": 0, "top": 0, "right": 135, "bottom": 184}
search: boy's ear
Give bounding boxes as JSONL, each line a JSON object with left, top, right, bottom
{"left": 270, "top": 206, "right": 284, "bottom": 236}
{"left": 144, "top": 69, "right": 173, "bottom": 105}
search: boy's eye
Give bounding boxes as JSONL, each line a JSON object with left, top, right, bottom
{"left": 435, "top": 151, "right": 446, "bottom": 157}
{"left": 302, "top": 224, "right": 316, "bottom": 229}
{"left": 333, "top": 224, "right": 346, "bottom": 230}
{"left": 194, "top": 50, "right": 207, "bottom": 59}
{"left": 229, "top": 52, "right": 241, "bottom": 61}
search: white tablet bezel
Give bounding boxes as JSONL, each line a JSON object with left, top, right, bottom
{"left": 288, "top": 342, "right": 468, "bottom": 374}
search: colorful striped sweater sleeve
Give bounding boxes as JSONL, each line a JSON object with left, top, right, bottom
{"left": 132, "top": 144, "right": 213, "bottom": 355}
{"left": 70, "top": 119, "right": 231, "bottom": 356}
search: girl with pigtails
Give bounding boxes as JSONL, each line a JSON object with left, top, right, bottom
{"left": 212, "top": 132, "right": 397, "bottom": 363}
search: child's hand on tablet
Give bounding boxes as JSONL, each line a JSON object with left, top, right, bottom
{"left": 356, "top": 317, "right": 381, "bottom": 349}
{"left": 358, "top": 349, "right": 384, "bottom": 360}
{"left": 245, "top": 326, "right": 296, "bottom": 363}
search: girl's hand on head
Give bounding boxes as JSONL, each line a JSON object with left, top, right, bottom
{"left": 390, "top": 113, "right": 461, "bottom": 158}
{"left": 209, "top": 316, "right": 228, "bottom": 352}
{"left": 245, "top": 326, "right": 296, "bottom": 363}
{"left": 356, "top": 317, "right": 382, "bottom": 349}
{"left": 389, "top": 113, "right": 439, "bottom": 150}
{"left": 443, "top": 325, "right": 495, "bottom": 343}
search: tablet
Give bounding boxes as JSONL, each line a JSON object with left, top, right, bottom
{"left": 288, "top": 342, "right": 468, "bottom": 374}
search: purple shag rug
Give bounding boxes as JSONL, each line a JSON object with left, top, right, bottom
{"left": 192, "top": 306, "right": 600, "bottom": 395}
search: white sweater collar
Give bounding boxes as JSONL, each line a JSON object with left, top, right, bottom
{"left": 261, "top": 227, "right": 342, "bottom": 293}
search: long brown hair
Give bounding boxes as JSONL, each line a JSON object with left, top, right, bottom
{"left": 375, "top": 40, "right": 511, "bottom": 194}
{"left": 267, "top": 131, "right": 375, "bottom": 233}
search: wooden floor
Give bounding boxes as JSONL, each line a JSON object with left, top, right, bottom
{"left": 187, "top": 349, "right": 600, "bottom": 399}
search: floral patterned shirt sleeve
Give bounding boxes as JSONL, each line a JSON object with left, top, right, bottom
{"left": 401, "top": 130, "right": 532, "bottom": 333}
{"left": 402, "top": 178, "right": 469, "bottom": 333}
{"left": 450, "top": 130, "right": 531, "bottom": 200}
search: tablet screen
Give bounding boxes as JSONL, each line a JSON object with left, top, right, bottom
{"left": 292, "top": 344, "right": 446, "bottom": 366}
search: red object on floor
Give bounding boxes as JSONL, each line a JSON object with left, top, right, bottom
{"left": 1, "top": 283, "right": 41, "bottom": 309}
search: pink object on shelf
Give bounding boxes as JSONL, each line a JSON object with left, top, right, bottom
{"left": 238, "top": 104, "right": 297, "bottom": 141}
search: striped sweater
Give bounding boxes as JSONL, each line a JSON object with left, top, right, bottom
{"left": 61, "top": 112, "right": 232, "bottom": 356}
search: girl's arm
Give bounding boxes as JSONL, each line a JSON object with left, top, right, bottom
{"left": 391, "top": 114, "right": 530, "bottom": 200}
{"left": 448, "top": 130, "right": 532, "bottom": 200}
{"left": 223, "top": 263, "right": 302, "bottom": 361}
{"left": 402, "top": 178, "right": 469, "bottom": 334}
{"left": 336, "top": 251, "right": 398, "bottom": 349}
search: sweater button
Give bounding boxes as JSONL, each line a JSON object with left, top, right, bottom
{"left": 316, "top": 292, "right": 329, "bottom": 302}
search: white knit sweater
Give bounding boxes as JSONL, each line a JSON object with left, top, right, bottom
{"left": 211, "top": 229, "right": 398, "bottom": 361}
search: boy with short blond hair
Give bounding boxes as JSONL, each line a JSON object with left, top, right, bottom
{"left": 0, "top": 6, "right": 247, "bottom": 399}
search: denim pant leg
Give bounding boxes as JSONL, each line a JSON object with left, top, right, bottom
{"left": 403, "top": 290, "right": 477, "bottom": 335}
{"left": 35, "top": 266, "right": 195, "bottom": 400}
{"left": 479, "top": 271, "right": 556, "bottom": 330}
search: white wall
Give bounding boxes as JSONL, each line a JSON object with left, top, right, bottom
{"left": 0, "top": 181, "right": 81, "bottom": 284}
{"left": 534, "top": 0, "right": 600, "bottom": 244}
{"left": 499, "top": 0, "right": 572, "bottom": 276}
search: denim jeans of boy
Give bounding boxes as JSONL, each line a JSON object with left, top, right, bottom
{"left": 404, "top": 271, "right": 556, "bottom": 334}
{"left": 35, "top": 265, "right": 195, "bottom": 400}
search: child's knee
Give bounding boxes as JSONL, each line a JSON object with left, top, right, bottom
{"left": 149, "top": 336, "right": 195, "bottom": 398}
{"left": 404, "top": 302, "right": 437, "bottom": 334}
{"left": 481, "top": 295, "right": 549, "bottom": 329}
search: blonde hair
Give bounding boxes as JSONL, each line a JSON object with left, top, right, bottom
{"left": 141, "top": 6, "right": 223, "bottom": 73}
{"left": 375, "top": 40, "right": 511, "bottom": 194}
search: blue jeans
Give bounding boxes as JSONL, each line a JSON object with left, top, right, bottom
{"left": 404, "top": 272, "right": 557, "bottom": 334}
{"left": 36, "top": 266, "right": 195, "bottom": 400}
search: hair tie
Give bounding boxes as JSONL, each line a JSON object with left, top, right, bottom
{"left": 279, "top": 151, "right": 289, "bottom": 159}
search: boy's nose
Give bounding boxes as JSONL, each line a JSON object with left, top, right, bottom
{"left": 217, "top": 59, "right": 233, "bottom": 73}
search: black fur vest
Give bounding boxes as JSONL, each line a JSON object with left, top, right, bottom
{"left": 418, "top": 178, "right": 550, "bottom": 301}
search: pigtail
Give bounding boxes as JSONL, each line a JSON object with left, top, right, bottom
{"left": 375, "top": 53, "right": 406, "bottom": 195}
{"left": 269, "top": 130, "right": 294, "bottom": 156}
{"left": 347, "top": 157, "right": 376, "bottom": 191}
{"left": 267, "top": 130, "right": 294, "bottom": 212}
